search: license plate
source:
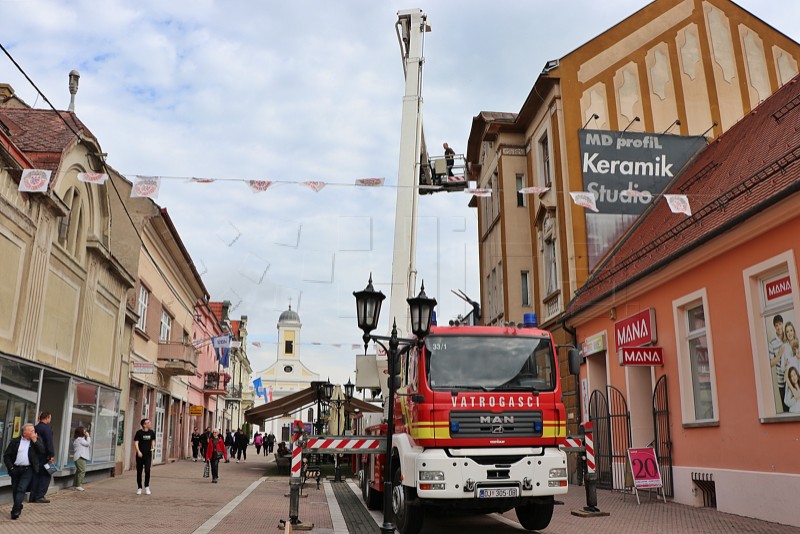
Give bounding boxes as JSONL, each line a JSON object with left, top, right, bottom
{"left": 478, "top": 487, "right": 519, "bottom": 498}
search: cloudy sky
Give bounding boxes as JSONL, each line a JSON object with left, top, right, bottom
{"left": 2, "top": 0, "right": 798, "bottom": 389}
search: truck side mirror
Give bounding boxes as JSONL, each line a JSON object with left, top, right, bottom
{"left": 568, "top": 348, "right": 582, "bottom": 376}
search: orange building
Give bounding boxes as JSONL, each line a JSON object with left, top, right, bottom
{"left": 564, "top": 75, "right": 800, "bottom": 526}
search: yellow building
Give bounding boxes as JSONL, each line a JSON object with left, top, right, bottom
{"left": 465, "top": 0, "right": 800, "bottom": 432}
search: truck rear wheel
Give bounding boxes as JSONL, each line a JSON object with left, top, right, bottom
{"left": 515, "top": 497, "right": 554, "bottom": 531}
{"left": 392, "top": 466, "right": 423, "bottom": 534}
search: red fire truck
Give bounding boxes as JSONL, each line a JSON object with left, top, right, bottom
{"left": 359, "top": 323, "right": 568, "bottom": 533}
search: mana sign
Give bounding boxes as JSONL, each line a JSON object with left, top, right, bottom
{"left": 619, "top": 346, "right": 664, "bottom": 366}
{"left": 614, "top": 308, "right": 657, "bottom": 349}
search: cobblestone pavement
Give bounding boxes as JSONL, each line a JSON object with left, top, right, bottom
{"left": 1, "top": 454, "right": 797, "bottom": 534}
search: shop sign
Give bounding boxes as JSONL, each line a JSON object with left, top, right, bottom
{"left": 614, "top": 308, "right": 656, "bottom": 349}
{"left": 619, "top": 346, "right": 664, "bottom": 366}
{"left": 765, "top": 276, "right": 792, "bottom": 301}
{"left": 132, "top": 361, "right": 155, "bottom": 374}
{"left": 582, "top": 332, "right": 606, "bottom": 356}
{"left": 627, "top": 447, "right": 663, "bottom": 489}
{"left": 189, "top": 405, "right": 203, "bottom": 416}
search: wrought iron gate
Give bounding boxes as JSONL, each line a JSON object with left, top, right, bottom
{"left": 589, "top": 386, "right": 631, "bottom": 491}
{"left": 652, "top": 375, "right": 673, "bottom": 497}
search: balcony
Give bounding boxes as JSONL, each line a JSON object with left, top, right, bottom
{"left": 226, "top": 384, "right": 243, "bottom": 400}
{"left": 156, "top": 342, "right": 199, "bottom": 377}
{"left": 204, "top": 372, "right": 231, "bottom": 395}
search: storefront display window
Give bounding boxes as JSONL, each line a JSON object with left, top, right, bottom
{"left": 0, "top": 359, "right": 41, "bottom": 474}
{"left": 69, "top": 381, "right": 97, "bottom": 465}
{"left": 93, "top": 388, "right": 119, "bottom": 463}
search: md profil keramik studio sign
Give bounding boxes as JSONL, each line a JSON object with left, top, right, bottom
{"left": 615, "top": 308, "right": 664, "bottom": 366}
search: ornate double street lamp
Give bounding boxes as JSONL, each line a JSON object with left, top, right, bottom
{"left": 354, "top": 275, "right": 436, "bottom": 534}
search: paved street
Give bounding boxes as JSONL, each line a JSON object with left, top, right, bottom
{"left": 1, "top": 453, "right": 797, "bottom": 534}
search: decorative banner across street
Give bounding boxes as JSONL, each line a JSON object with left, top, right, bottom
{"left": 664, "top": 194, "right": 692, "bottom": 216}
{"left": 131, "top": 176, "right": 161, "bottom": 198}
{"left": 570, "top": 191, "right": 599, "bottom": 212}
{"left": 248, "top": 180, "right": 273, "bottom": 193}
{"left": 19, "top": 169, "right": 52, "bottom": 192}
{"left": 302, "top": 181, "right": 326, "bottom": 192}
{"left": 77, "top": 172, "right": 109, "bottom": 184}
{"left": 520, "top": 186, "right": 550, "bottom": 195}
{"left": 467, "top": 188, "right": 492, "bottom": 197}
{"left": 355, "top": 178, "right": 384, "bottom": 186}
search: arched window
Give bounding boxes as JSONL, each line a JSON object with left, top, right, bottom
{"left": 57, "top": 186, "right": 87, "bottom": 260}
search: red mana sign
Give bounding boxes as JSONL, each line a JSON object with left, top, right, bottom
{"left": 619, "top": 346, "right": 664, "bottom": 366}
{"left": 614, "top": 308, "right": 656, "bottom": 349}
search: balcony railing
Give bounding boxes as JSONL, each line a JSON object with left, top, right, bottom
{"left": 204, "top": 372, "right": 231, "bottom": 395}
{"left": 226, "top": 384, "right": 243, "bottom": 399}
{"left": 156, "top": 342, "right": 199, "bottom": 377}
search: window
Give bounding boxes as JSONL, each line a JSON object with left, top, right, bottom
{"left": 539, "top": 134, "right": 551, "bottom": 187}
{"left": 545, "top": 238, "right": 558, "bottom": 295}
{"left": 742, "top": 253, "right": 798, "bottom": 420}
{"left": 521, "top": 271, "right": 531, "bottom": 307}
{"left": 136, "top": 286, "right": 149, "bottom": 331}
{"left": 687, "top": 305, "right": 714, "bottom": 420}
{"left": 674, "top": 290, "right": 717, "bottom": 424}
{"left": 160, "top": 310, "right": 172, "bottom": 343}
{"left": 491, "top": 173, "right": 499, "bottom": 218}
{"left": 285, "top": 340, "right": 294, "bottom": 354}
{"left": 516, "top": 174, "right": 526, "bottom": 207}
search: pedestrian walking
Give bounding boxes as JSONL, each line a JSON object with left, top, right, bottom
{"left": 224, "top": 429, "right": 235, "bottom": 463}
{"left": 191, "top": 429, "right": 201, "bottom": 461}
{"left": 3, "top": 423, "right": 45, "bottom": 520}
{"left": 30, "top": 411, "right": 55, "bottom": 503}
{"left": 73, "top": 426, "right": 91, "bottom": 491}
{"left": 266, "top": 432, "right": 275, "bottom": 455}
{"left": 199, "top": 426, "right": 211, "bottom": 459}
{"left": 235, "top": 429, "right": 248, "bottom": 462}
{"left": 204, "top": 429, "right": 227, "bottom": 483}
{"left": 253, "top": 432, "right": 263, "bottom": 455}
{"left": 134, "top": 418, "right": 156, "bottom": 495}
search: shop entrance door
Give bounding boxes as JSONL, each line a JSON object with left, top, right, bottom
{"left": 154, "top": 394, "right": 165, "bottom": 463}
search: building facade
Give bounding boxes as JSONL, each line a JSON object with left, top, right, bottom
{"left": 0, "top": 86, "right": 134, "bottom": 487}
{"left": 565, "top": 74, "right": 800, "bottom": 526}
{"left": 465, "top": 0, "right": 800, "bottom": 435}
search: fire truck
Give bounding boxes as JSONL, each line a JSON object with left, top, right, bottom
{"left": 360, "top": 323, "right": 569, "bottom": 533}
{"left": 353, "top": 10, "right": 568, "bottom": 533}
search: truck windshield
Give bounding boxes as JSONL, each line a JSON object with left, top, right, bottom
{"left": 425, "top": 335, "right": 555, "bottom": 392}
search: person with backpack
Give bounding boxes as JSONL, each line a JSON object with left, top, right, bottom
{"left": 235, "top": 429, "right": 248, "bottom": 463}
{"left": 204, "top": 429, "right": 228, "bottom": 483}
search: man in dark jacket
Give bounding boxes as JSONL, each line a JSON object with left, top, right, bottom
{"left": 224, "top": 429, "right": 235, "bottom": 463}
{"left": 3, "top": 423, "right": 45, "bottom": 520}
{"left": 30, "top": 411, "right": 55, "bottom": 503}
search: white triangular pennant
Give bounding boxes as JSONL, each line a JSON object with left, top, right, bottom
{"left": 248, "top": 180, "right": 273, "bottom": 193}
{"left": 302, "top": 181, "right": 327, "bottom": 192}
{"left": 664, "top": 194, "right": 692, "bottom": 216}
{"left": 569, "top": 191, "right": 599, "bottom": 212}
{"left": 77, "top": 172, "right": 108, "bottom": 184}
{"left": 131, "top": 176, "right": 161, "bottom": 198}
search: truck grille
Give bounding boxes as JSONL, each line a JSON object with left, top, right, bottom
{"left": 449, "top": 411, "right": 542, "bottom": 438}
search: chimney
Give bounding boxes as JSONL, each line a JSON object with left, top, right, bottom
{"left": 221, "top": 300, "right": 231, "bottom": 321}
{"left": 68, "top": 70, "right": 80, "bottom": 112}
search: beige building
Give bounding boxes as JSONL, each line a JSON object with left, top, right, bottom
{"left": 0, "top": 83, "right": 135, "bottom": 486}
{"left": 465, "top": 0, "right": 800, "bottom": 432}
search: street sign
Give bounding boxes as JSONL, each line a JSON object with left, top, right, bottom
{"left": 132, "top": 361, "right": 155, "bottom": 374}
{"left": 189, "top": 405, "right": 203, "bottom": 416}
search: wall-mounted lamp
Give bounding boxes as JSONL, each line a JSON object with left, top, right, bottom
{"left": 621, "top": 116, "right": 641, "bottom": 136}
{"left": 582, "top": 113, "right": 600, "bottom": 129}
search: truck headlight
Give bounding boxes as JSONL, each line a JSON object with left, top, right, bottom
{"left": 419, "top": 470, "right": 445, "bottom": 481}
{"left": 549, "top": 468, "right": 567, "bottom": 478}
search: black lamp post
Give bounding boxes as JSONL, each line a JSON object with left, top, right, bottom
{"left": 354, "top": 276, "right": 436, "bottom": 534}
{"left": 313, "top": 378, "right": 332, "bottom": 436}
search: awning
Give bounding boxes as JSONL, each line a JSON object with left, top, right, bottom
{"left": 244, "top": 385, "right": 382, "bottom": 425}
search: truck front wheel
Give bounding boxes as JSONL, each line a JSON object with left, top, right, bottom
{"left": 515, "top": 497, "right": 554, "bottom": 531}
{"left": 392, "top": 466, "right": 423, "bottom": 534}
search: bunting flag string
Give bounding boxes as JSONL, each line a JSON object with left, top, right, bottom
{"left": 14, "top": 166, "right": 702, "bottom": 218}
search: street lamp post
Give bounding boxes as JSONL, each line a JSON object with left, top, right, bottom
{"left": 354, "top": 275, "right": 436, "bottom": 534}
